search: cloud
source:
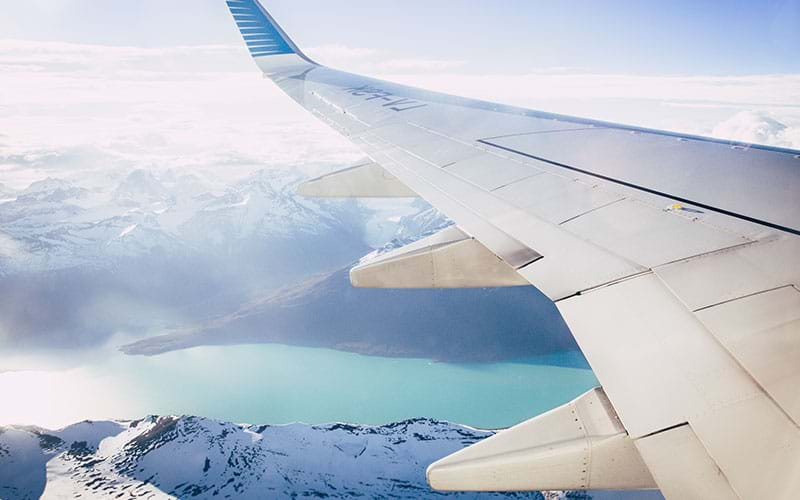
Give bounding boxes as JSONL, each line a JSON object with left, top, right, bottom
{"left": 294, "top": 44, "right": 800, "bottom": 117}
{"left": 305, "top": 44, "right": 378, "bottom": 64}
{"left": 373, "top": 71, "right": 800, "bottom": 140}
{"left": 305, "top": 44, "right": 465, "bottom": 75}
{"left": 0, "top": 40, "right": 363, "bottom": 190}
{"left": 375, "top": 58, "right": 466, "bottom": 72}
{"left": 0, "top": 39, "right": 248, "bottom": 73}
{"left": 289, "top": 45, "right": 800, "bottom": 138}
{"left": 0, "top": 39, "right": 798, "bottom": 193}
{"left": 378, "top": 72, "right": 800, "bottom": 109}
{"left": 712, "top": 111, "right": 800, "bottom": 149}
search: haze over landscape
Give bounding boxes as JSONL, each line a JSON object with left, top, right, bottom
{"left": 1, "top": 1, "right": 797, "bottom": 498}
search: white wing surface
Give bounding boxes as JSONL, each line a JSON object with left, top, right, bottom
{"left": 223, "top": 2, "right": 800, "bottom": 498}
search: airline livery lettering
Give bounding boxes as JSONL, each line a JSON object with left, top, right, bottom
{"left": 343, "top": 85, "right": 428, "bottom": 112}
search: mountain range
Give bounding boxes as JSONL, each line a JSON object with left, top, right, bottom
{"left": 0, "top": 168, "right": 365, "bottom": 277}
{"left": 0, "top": 415, "right": 661, "bottom": 500}
{"left": 0, "top": 168, "right": 368, "bottom": 350}
{"left": 0, "top": 168, "right": 579, "bottom": 364}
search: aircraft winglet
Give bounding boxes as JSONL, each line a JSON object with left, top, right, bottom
{"left": 225, "top": 0, "right": 316, "bottom": 73}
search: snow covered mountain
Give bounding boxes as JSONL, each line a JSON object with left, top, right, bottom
{"left": 362, "top": 204, "right": 453, "bottom": 261}
{"left": 0, "top": 167, "right": 373, "bottom": 349}
{"left": 0, "top": 416, "right": 663, "bottom": 500}
{"left": 0, "top": 183, "right": 16, "bottom": 199}
{"left": 0, "top": 416, "right": 540, "bottom": 500}
{"left": 0, "top": 168, "right": 367, "bottom": 275}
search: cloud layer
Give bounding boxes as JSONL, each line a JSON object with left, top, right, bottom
{"left": 1, "top": 38, "right": 798, "bottom": 194}
{"left": 712, "top": 110, "right": 800, "bottom": 149}
{"left": 0, "top": 40, "right": 363, "bottom": 190}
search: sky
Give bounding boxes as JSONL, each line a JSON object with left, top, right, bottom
{"left": 1, "top": 0, "right": 799, "bottom": 74}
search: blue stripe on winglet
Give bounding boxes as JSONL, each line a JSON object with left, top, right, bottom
{"left": 225, "top": 0, "right": 294, "bottom": 56}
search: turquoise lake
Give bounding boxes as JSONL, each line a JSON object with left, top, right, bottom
{"left": 1, "top": 344, "right": 598, "bottom": 430}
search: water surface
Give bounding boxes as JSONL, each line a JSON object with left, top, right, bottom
{"left": 1, "top": 344, "right": 597, "bottom": 430}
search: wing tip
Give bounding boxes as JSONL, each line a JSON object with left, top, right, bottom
{"left": 225, "top": 0, "right": 316, "bottom": 66}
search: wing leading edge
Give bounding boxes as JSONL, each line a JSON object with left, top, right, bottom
{"left": 223, "top": 3, "right": 800, "bottom": 499}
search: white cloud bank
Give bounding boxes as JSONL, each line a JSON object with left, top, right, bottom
{"left": 0, "top": 39, "right": 798, "bottom": 191}
{"left": 306, "top": 44, "right": 465, "bottom": 74}
{"left": 712, "top": 111, "right": 800, "bottom": 149}
{"left": 0, "top": 40, "right": 363, "bottom": 190}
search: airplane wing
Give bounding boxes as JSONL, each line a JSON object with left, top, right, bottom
{"left": 223, "top": 2, "right": 800, "bottom": 498}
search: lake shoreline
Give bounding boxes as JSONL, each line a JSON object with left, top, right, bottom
{"left": 120, "top": 336, "right": 591, "bottom": 368}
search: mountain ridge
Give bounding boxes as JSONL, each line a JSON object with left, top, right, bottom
{"left": 0, "top": 415, "right": 532, "bottom": 499}
{"left": 0, "top": 415, "right": 663, "bottom": 500}
{"left": 120, "top": 264, "right": 581, "bottom": 364}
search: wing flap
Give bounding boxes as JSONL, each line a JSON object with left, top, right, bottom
{"left": 696, "top": 285, "right": 800, "bottom": 426}
{"left": 634, "top": 425, "right": 740, "bottom": 500}
{"left": 558, "top": 273, "right": 800, "bottom": 499}
{"left": 558, "top": 273, "right": 760, "bottom": 437}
